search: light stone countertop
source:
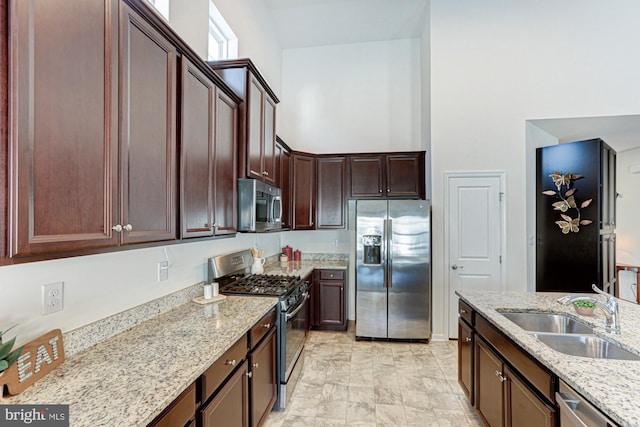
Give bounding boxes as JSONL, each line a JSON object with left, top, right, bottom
{"left": 457, "top": 290, "right": 640, "bottom": 427}
{"left": 2, "top": 295, "right": 278, "bottom": 427}
{"left": 263, "top": 260, "right": 348, "bottom": 279}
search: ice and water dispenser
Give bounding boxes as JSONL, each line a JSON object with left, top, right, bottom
{"left": 362, "top": 235, "right": 382, "bottom": 265}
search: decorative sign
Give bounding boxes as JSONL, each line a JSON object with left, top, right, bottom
{"left": 0, "top": 330, "right": 65, "bottom": 396}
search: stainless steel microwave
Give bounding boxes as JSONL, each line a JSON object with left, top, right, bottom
{"left": 238, "top": 179, "right": 283, "bottom": 232}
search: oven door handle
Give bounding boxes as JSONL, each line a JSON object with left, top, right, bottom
{"left": 285, "top": 292, "right": 309, "bottom": 321}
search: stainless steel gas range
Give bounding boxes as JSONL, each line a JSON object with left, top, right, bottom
{"left": 208, "top": 250, "right": 308, "bottom": 411}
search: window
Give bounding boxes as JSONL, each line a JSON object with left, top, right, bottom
{"left": 147, "top": 0, "right": 169, "bottom": 20}
{"left": 208, "top": 1, "right": 238, "bottom": 61}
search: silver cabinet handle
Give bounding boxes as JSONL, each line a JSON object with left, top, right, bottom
{"left": 262, "top": 323, "right": 271, "bottom": 329}
{"left": 123, "top": 224, "right": 133, "bottom": 232}
{"left": 224, "top": 359, "right": 236, "bottom": 366}
{"left": 252, "top": 362, "right": 259, "bottom": 368}
{"left": 112, "top": 224, "right": 122, "bottom": 232}
{"left": 495, "top": 370, "right": 506, "bottom": 382}
{"left": 246, "top": 371, "right": 253, "bottom": 378}
{"left": 460, "top": 308, "right": 467, "bottom": 314}
{"left": 452, "top": 265, "right": 464, "bottom": 270}
{"left": 464, "top": 337, "right": 472, "bottom": 343}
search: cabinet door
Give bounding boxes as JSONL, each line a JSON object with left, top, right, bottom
{"left": 275, "top": 142, "right": 292, "bottom": 228}
{"left": 249, "top": 327, "right": 276, "bottom": 427}
{"left": 213, "top": 89, "right": 238, "bottom": 236}
{"left": 386, "top": 154, "right": 424, "bottom": 198}
{"left": 180, "top": 58, "right": 214, "bottom": 238}
{"left": 317, "top": 280, "right": 345, "bottom": 327}
{"left": 201, "top": 361, "right": 249, "bottom": 427}
{"left": 246, "top": 76, "right": 264, "bottom": 181}
{"left": 316, "top": 157, "right": 348, "bottom": 229}
{"left": 120, "top": 4, "right": 177, "bottom": 244}
{"left": 475, "top": 337, "right": 505, "bottom": 427}
{"left": 9, "top": 0, "right": 119, "bottom": 256}
{"left": 350, "top": 156, "right": 384, "bottom": 198}
{"left": 262, "top": 97, "right": 276, "bottom": 185}
{"left": 504, "top": 366, "right": 556, "bottom": 427}
{"left": 458, "top": 319, "right": 474, "bottom": 404}
{"left": 292, "top": 154, "right": 316, "bottom": 230}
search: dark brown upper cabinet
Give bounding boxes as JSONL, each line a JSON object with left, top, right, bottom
{"left": 213, "top": 89, "right": 239, "bottom": 236}
{"left": 4, "top": 0, "right": 242, "bottom": 262}
{"left": 349, "top": 152, "right": 425, "bottom": 199}
{"left": 119, "top": 2, "right": 178, "bottom": 245}
{"left": 8, "top": 0, "right": 120, "bottom": 257}
{"left": 386, "top": 154, "right": 425, "bottom": 198}
{"left": 275, "top": 137, "right": 292, "bottom": 229}
{"left": 292, "top": 153, "right": 316, "bottom": 230}
{"left": 316, "top": 156, "right": 348, "bottom": 229}
{"left": 350, "top": 155, "right": 385, "bottom": 198}
{"left": 180, "top": 58, "right": 238, "bottom": 239}
{"left": 208, "top": 59, "right": 279, "bottom": 185}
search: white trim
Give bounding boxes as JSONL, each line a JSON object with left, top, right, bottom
{"left": 443, "top": 171, "right": 507, "bottom": 339}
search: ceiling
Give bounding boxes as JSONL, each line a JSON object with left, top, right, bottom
{"left": 530, "top": 115, "right": 640, "bottom": 153}
{"left": 264, "top": 0, "right": 428, "bottom": 49}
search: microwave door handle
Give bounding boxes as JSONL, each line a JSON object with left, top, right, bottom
{"left": 273, "top": 196, "right": 282, "bottom": 222}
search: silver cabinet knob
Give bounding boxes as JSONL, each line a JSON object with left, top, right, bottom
{"left": 112, "top": 224, "right": 122, "bottom": 232}
{"left": 262, "top": 323, "right": 271, "bottom": 329}
{"left": 464, "top": 337, "right": 472, "bottom": 343}
{"left": 495, "top": 370, "right": 506, "bottom": 382}
{"left": 123, "top": 224, "right": 133, "bottom": 232}
{"left": 451, "top": 265, "right": 464, "bottom": 270}
{"left": 224, "top": 359, "right": 236, "bottom": 366}
{"left": 252, "top": 362, "right": 259, "bottom": 368}
{"left": 246, "top": 371, "right": 253, "bottom": 378}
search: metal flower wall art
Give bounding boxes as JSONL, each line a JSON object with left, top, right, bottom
{"left": 542, "top": 171, "right": 593, "bottom": 234}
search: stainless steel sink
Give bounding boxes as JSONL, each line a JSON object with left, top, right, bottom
{"left": 500, "top": 312, "right": 593, "bottom": 334}
{"left": 531, "top": 333, "right": 640, "bottom": 361}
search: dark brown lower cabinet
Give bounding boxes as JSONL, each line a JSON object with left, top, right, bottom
{"left": 312, "top": 269, "right": 347, "bottom": 331}
{"left": 148, "top": 383, "right": 196, "bottom": 427}
{"left": 475, "top": 337, "right": 505, "bottom": 427}
{"left": 249, "top": 327, "right": 277, "bottom": 427}
{"left": 505, "top": 366, "right": 555, "bottom": 427}
{"left": 471, "top": 317, "right": 556, "bottom": 427}
{"left": 201, "top": 360, "right": 250, "bottom": 427}
{"left": 457, "top": 318, "right": 474, "bottom": 403}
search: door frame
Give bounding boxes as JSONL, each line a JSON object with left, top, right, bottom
{"left": 444, "top": 171, "right": 507, "bottom": 339}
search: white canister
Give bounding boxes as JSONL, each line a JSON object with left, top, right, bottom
{"left": 212, "top": 282, "right": 219, "bottom": 296}
{"left": 203, "top": 284, "right": 213, "bottom": 299}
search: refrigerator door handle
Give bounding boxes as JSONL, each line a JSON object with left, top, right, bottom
{"left": 387, "top": 219, "right": 393, "bottom": 289}
{"left": 383, "top": 219, "right": 388, "bottom": 288}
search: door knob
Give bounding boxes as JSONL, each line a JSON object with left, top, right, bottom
{"left": 451, "top": 265, "right": 464, "bottom": 270}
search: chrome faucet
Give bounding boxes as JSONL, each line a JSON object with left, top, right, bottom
{"left": 557, "top": 284, "right": 621, "bottom": 335}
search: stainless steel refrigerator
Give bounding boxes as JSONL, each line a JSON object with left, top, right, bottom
{"left": 355, "top": 200, "right": 431, "bottom": 340}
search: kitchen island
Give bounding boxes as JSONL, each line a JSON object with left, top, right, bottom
{"left": 457, "top": 290, "right": 640, "bottom": 427}
{"left": 1, "top": 294, "right": 277, "bottom": 426}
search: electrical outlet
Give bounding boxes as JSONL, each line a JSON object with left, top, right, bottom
{"left": 42, "top": 282, "right": 64, "bottom": 315}
{"left": 158, "top": 261, "right": 169, "bottom": 282}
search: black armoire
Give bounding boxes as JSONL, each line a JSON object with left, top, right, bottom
{"left": 536, "top": 138, "right": 616, "bottom": 294}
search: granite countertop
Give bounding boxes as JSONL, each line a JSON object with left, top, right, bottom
{"left": 457, "top": 290, "right": 640, "bottom": 427}
{"left": 2, "top": 296, "right": 278, "bottom": 427}
{"left": 263, "top": 259, "right": 348, "bottom": 279}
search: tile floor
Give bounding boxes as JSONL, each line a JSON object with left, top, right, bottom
{"left": 263, "top": 325, "right": 483, "bottom": 426}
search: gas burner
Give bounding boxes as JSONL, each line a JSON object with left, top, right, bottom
{"left": 221, "top": 274, "right": 303, "bottom": 297}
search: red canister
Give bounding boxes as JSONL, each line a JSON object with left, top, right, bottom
{"left": 293, "top": 249, "right": 301, "bottom": 261}
{"left": 282, "top": 245, "right": 293, "bottom": 260}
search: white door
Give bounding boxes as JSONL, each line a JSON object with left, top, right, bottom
{"left": 447, "top": 173, "right": 504, "bottom": 338}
